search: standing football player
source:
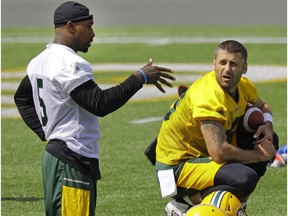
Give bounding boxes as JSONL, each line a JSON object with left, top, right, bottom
{"left": 155, "top": 40, "right": 278, "bottom": 216}
{"left": 14, "top": 1, "right": 175, "bottom": 215}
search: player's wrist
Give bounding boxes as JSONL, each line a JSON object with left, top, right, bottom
{"left": 264, "top": 121, "right": 273, "bottom": 130}
{"left": 263, "top": 113, "right": 273, "bottom": 124}
{"left": 137, "top": 69, "right": 147, "bottom": 84}
{"left": 134, "top": 70, "right": 147, "bottom": 85}
{"left": 251, "top": 147, "right": 265, "bottom": 162}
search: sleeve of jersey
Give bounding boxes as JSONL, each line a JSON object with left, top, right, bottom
{"left": 192, "top": 103, "right": 226, "bottom": 124}
{"left": 56, "top": 62, "right": 94, "bottom": 94}
{"left": 14, "top": 75, "right": 46, "bottom": 141}
{"left": 70, "top": 74, "right": 143, "bottom": 117}
{"left": 190, "top": 90, "right": 227, "bottom": 124}
{"left": 188, "top": 72, "right": 227, "bottom": 124}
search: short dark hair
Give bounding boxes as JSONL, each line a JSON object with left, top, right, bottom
{"left": 215, "top": 40, "right": 248, "bottom": 63}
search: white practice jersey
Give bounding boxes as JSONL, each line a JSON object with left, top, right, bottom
{"left": 27, "top": 43, "right": 100, "bottom": 158}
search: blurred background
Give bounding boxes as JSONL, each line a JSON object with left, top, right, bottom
{"left": 2, "top": 0, "right": 287, "bottom": 27}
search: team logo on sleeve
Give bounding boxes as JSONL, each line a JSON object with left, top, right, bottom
{"left": 71, "top": 63, "right": 81, "bottom": 74}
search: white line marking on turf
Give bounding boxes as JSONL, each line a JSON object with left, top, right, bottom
{"left": 2, "top": 64, "right": 287, "bottom": 118}
{"left": 2, "top": 64, "right": 286, "bottom": 75}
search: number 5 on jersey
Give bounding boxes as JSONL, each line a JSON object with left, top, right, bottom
{"left": 37, "top": 78, "right": 48, "bottom": 126}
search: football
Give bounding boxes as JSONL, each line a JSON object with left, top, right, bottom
{"left": 237, "top": 103, "right": 264, "bottom": 133}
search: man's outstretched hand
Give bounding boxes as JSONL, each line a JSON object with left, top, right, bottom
{"left": 135, "top": 59, "right": 176, "bottom": 93}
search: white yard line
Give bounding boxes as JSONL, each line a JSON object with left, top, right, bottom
{"left": 2, "top": 64, "right": 287, "bottom": 118}
{"left": 1, "top": 63, "right": 286, "bottom": 76}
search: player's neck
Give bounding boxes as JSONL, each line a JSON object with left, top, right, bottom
{"left": 228, "top": 89, "right": 239, "bottom": 102}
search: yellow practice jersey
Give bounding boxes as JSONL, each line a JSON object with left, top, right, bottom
{"left": 156, "top": 71, "right": 258, "bottom": 165}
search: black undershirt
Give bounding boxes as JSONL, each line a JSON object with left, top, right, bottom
{"left": 228, "top": 89, "right": 239, "bottom": 102}
{"left": 46, "top": 139, "right": 101, "bottom": 180}
{"left": 70, "top": 75, "right": 142, "bottom": 117}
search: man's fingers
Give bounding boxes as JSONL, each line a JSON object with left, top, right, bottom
{"left": 253, "top": 131, "right": 261, "bottom": 139}
{"left": 158, "top": 77, "right": 174, "bottom": 88}
{"left": 156, "top": 83, "right": 165, "bottom": 93}
{"left": 159, "top": 72, "right": 176, "bottom": 81}
{"left": 147, "top": 58, "right": 153, "bottom": 66}
{"left": 155, "top": 66, "right": 173, "bottom": 72}
{"left": 139, "top": 62, "right": 176, "bottom": 92}
{"left": 253, "top": 139, "right": 263, "bottom": 145}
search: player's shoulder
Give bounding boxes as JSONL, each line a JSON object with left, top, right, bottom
{"left": 28, "top": 43, "right": 76, "bottom": 65}
{"left": 191, "top": 71, "right": 215, "bottom": 89}
{"left": 240, "top": 76, "right": 254, "bottom": 85}
{"left": 190, "top": 71, "right": 223, "bottom": 98}
{"left": 49, "top": 44, "right": 91, "bottom": 68}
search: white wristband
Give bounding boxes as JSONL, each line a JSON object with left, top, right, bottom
{"left": 263, "top": 113, "right": 273, "bottom": 124}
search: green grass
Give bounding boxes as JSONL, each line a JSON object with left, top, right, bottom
{"left": 1, "top": 26, "right": 287, "bottom": 216}
{"left": 255, "top": 82, "right": 287, "bottom": 141}
{"left": 1, "top": 88, "right": 287, "bottom": 215}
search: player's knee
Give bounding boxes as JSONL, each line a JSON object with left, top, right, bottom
{"left": 215, "top": 163, "right": 259, "bottom": 196}
{"left": 237, "top": 167, "right": 259, "bottom": 195}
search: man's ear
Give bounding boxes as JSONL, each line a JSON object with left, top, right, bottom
{"left": 66, "top": 21, "right": 75, "bottom": 33}
{"left": 243, "top": 63, "right": 248, "bottom": 74}
{"left": 213, "top": 59, "right": 216, "bottom": 70}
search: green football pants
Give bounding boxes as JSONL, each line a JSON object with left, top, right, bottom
{"left": 42, "top": 151, "right": 97, "bottom": 216}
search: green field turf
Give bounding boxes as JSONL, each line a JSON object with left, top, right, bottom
{"left": 1, "top": 26, "right": 287, "bottom": 216}
{"left": 1, "top": 89, "right": 287, "bottom": 215}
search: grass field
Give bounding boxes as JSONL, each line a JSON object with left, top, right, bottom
{"left": 1, "top": 26, "right": 287, "bottom": 216}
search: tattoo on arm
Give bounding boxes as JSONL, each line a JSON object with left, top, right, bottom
{"left": 201, "top": 120, "right": 226, "bottom": 145}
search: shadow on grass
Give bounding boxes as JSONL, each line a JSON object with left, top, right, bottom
{"left": 1, "top": 197, "right": 43, "bottom": 202}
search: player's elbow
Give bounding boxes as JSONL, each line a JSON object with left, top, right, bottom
{"left": 209, "top": 147, "right": 229, "bottom": 164}
{"left": 211, "top": 154, "right": 226, "bottom": 164}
